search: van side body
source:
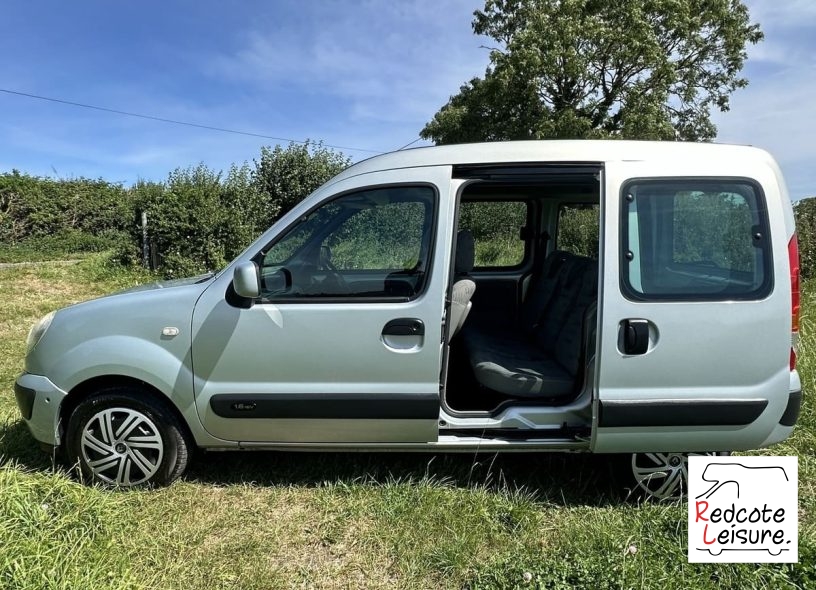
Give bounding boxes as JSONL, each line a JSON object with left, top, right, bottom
{"left": 15, "top": 141, "right": 802, "bottom": 490}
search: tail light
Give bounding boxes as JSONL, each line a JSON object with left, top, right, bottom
{"left": 789, "top": 234, "right": 800, "bottom": 370}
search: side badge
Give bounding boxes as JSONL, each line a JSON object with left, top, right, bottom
{"left": 231, "top": 402, "right": 257, "bottom": 412}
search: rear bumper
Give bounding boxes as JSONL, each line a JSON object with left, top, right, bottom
{"left": 780, "top": 390, "right": 802, "bottom": 427}
{"left": 759, "top": 371, "right": 802, "bottom": 448}
{"left": 14, "top": 373, "right": 68, "bottom": 447}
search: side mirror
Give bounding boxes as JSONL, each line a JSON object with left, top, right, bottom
{"left": 233, "top": 262, "right": 261, "bottom": 299}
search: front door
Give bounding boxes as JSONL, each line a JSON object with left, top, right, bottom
{"left": 594, "top": 162, "right": 790, "bottom": 452}
{"left": 191, "top": 166, "right": 452, "bottom": 444}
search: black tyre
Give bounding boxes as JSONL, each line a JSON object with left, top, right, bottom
{"left": 66, "top": 387, "right": 192, "bottom": 487}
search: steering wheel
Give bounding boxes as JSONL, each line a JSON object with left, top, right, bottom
{"left": 321, "top": 269, "right": 349, "bottom": 294}
{"left": 315, "top": 245, "right": 349, "bottom": 294}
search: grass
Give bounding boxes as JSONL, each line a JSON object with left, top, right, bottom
{"left": 0, "top": 254, "right": 814, "bottom": 589}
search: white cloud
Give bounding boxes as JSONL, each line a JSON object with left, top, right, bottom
{"left": 746, "top": 40, "right": 789, "bottom": 64}
{"left": 1, "top": 115, "right": 268, "bottom": 184}
{"left": 744, "top": 0, "right": 816, "bottom": 64}
{"left": 713, "top": 61, "right": 816, "bottom": 199}
{"left": 712, "top": 1, "right": 816, "bottom": 199}
{"left": 208, "top": 0, "right": 489, "bottom": 131}
{"left": 746, "top": 0, "right": 816, "bottom": 28}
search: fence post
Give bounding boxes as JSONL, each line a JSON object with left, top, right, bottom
{"left": 141, "top": 211, "right": 149, "bottom": 268}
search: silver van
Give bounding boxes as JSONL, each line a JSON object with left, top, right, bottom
{"left": 15, "top": 141, "right": 802, "bottom": 499}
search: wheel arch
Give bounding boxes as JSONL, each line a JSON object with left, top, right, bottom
{"left": 60, "top": 375, "right": 194, "bottom": 449}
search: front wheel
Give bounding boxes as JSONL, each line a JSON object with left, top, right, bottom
{"left": 66, "top": 388, "right": 192, "bottom": 488}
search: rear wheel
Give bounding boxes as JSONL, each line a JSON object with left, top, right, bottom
{"left": 625, "top": 451, "right": 730, "bottom": 501}
{"left": 66, "top": 387, "right": 191, "bottom": 488}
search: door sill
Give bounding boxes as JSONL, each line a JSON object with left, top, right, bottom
{"left": 442, "top": 426, "right": 590, "bottom": 440}
{"left": 226, "top": 437, "right": 590, "bottom": 452}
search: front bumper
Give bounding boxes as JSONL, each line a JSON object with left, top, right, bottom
{"left": 14, "top": 373, "right": 68, "bottom": 446}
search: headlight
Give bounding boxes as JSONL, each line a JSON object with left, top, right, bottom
{"left": 26, "top": 311, "right": 56, "bottom": 354}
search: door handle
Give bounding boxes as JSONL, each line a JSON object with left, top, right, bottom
{"left": 383, "top": 318, "right": 425, "bottom": 336}
{"left": 621, "top": 319, "right": 650, "bottom": 355}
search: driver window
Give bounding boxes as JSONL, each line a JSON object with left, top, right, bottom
{"left": 259, "top": 186, "right": 435, "bottom": 300}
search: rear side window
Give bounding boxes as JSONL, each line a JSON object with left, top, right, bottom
{"left": 458, "top": 200, "right": 528, "bottom": 268}
{"left": 621, "top": 179, "right": 772, "bottom": 301}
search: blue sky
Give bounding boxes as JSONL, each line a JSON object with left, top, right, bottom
{"left": 0, "top": 0, "right": 813, "bottom": 199}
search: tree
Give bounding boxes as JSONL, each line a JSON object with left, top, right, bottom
{"left": 129, "top": 164, "right": 267, "bottom": 276}
{"left": 421, "top": 0, "right": 763, "bottom": 143}
{"left": 253, "top": 140, "right": 351, "bottom": 225}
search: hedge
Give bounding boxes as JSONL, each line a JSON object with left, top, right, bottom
{"left": 0, "top": 142, "right": 349, "bottom": 277}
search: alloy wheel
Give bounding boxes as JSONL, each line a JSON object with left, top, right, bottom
{"left": 80, "top": 407, "right": 164, "bottom": 486}
{"left": 630, "top": 452, "right": 692, "bottom": 500}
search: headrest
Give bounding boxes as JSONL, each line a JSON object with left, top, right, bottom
{"left": 455, "top": 230, "right": 475, "bottom": 274}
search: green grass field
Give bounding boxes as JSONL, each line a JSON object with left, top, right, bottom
{"left": 0, "top": 255, "right": 813, "bottom": 589}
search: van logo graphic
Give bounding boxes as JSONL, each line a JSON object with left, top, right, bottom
{"left": 687, "top": 456, "right": 798, "bottom": 563}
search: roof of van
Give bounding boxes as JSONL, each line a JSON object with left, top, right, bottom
{"left": 330, "top": 140, "right": 773, "bottom": 183}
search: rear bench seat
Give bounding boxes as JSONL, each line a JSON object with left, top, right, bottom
{"left": 463, "top": 251, "right": 598, "bottom": 400}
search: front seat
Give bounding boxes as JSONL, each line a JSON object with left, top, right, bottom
{"left": 449, "top": 230, "right": 476, "bottom": 338}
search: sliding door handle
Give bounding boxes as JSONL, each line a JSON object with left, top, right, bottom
{"left": 383, "top": 318, "right": 425, "bottom": 336}
{"left": 621, "top": 319, "right": 650, "bottom": 355}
